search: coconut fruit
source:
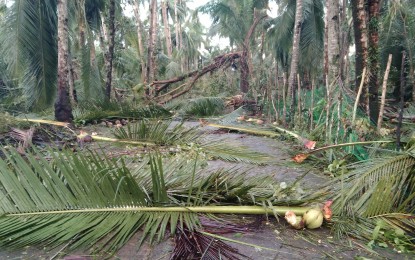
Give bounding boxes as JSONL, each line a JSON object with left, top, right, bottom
{"left": 302, "top": 208, "right": 323, "bottom": 229}
{"left": 285, "top": 211, "right": 304, "bottom": 229}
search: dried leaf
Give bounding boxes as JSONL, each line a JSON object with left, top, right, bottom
{"left": 292, "top": 153, "right": 309, "bottom": 163}
{"left": 302, "top": 139, "right": 316, "bottom": 150}
{"left": 323, "top": 200, "right": 333, "bottom": 221}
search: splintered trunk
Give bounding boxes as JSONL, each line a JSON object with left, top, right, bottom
{"left": 351, "top": 0, "right": 369, "bottom": 108}
{"left": 368, "top": 0, "right": 380, "bottom": 122}
{"left": 161, "top": 1, "right": 172, "bottom": 57}
{"left": 287, "top": 0, "right": 303, "bottom": 120}
{"left": 105, "top": 0, "right": 116, "bottom": 101}
{"left": 146, "top": 0, "right": 158, "bottom": 95}
{"left": 54, "top": 0, "right": 73, "bottom": 122}
{"left": 132, "top": 0, "right": 146, "bottom": 82}
{"left": 239, "top": 13, "right": 267, "bottom": 94}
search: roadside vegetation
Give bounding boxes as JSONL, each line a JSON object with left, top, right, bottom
{"left": 0, "top": 0, "right": 414, "bottom": 258}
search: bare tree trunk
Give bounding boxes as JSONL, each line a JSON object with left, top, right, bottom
{"left": 377, "top": 54, "right": 392, "bottom": 131}
{"left": 174, "top": 0, "right": 180, "bottom": 51}
{"left": 397, "top": 51, "right": 406, "bottom": 150}
{"left": 326, "top": 0, "right": 341, "bottom": 143}
{"left": 68, "top": 55, "right": 77, "bottom": 106}
{"left": 105, "top": 0, "right": 116, "bottom": 101}
{"left": 287, "top": 0, "right": 303, "bottom": 120}
{"left": 132, "top": 1, "right": 146, "bottom": 83}
{"left": 239, "top": 13, "right": 267, "bottom": 94}
{"left": 327, "top": 0, "right": 340, "bottom": 84}
{"left": 368, "top": 0, "right": 380, "bottom": 122}
{"left": 351, "top": 0, "right": 369, "bottom": 108}
{"left": 161, "top": 0, "right": 172, "bottom": 57}
{"left": 55, "top": 0, "right": 73, "bottom": 122}
{"left": 146, "top": 0, "right": 158, "bottom": 96}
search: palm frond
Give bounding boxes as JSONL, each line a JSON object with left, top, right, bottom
{"left": 330, "top": 154, "right": 415, "bottom": 217}
{"left": 0, "top": 148, "right": 201, "bottom": 253}
{"left": 200, "top": 141, "right": 272, "bottom": 165}
{"left": 113, "top": 120, "right": 201, "bottom": 146}
{"left": 323, "top": 143, "right": 415, "bottom": 247}
{"left": 114, "top": 120, "right": 273, "bottom": 165}
{"left": 0, "top": 146, "right": 318, "bottom": 255}
{"left": 0, "top": 0, "right": 57, "bottom": 110}
{"left": 165, "top": 97, "right": 226, "bottom": 118}
{"left": 217, "top": 106, "right": 247, "bottom": 125}
{"left": 73, "top": 102, "right": 172, "bottom": 125}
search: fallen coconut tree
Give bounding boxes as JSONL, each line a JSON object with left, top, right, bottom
{"left": 153, "top": 52, "right": 242, "bottom": 104}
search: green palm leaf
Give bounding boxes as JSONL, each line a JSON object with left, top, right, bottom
{"left": 114, "top": 119, "right": 272, "bottom": 164}
{"left": 0, "top": 0, "right": 57, "bottom": 110}
{"left": 0, "top": 148, "right": 201, "bottom": 253}
{"left": 0, "top": 146, "right": 316, "bottom": 255}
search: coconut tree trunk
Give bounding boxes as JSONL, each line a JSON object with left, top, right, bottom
{"left": 351, "top": 0, "right": 369, "bottom": 108}
{"left": 146, "top": 0, "right": 158, "bottom": 96}
{"left": 161, "top": 0, "right": 172, "bottom": 57}
{"left": 326, "top": 0, "right": 341, "bottom": 143}
{"left": 132, "top": 0, "right": 146, "bottom": 83}
{"left": 239, "top": 13, "right": 267, "bottom": 94}
{"left": 105, "top": 0, "right": 116, "bottom": 101}
{"left": 368, "top": 0, "right": 380, "bottom": 122}
{"left": 174, "top": 0, "right": 180, "bottom": 51}
{"left": 287, "top": 0, "right": 303, "bottom": 120}
{"left": 54, "top": 0, "right": 73, "bottom": 122}
{"left": 68, "top": 55, "right": 77, "bottom": 106}
{"left": 327, "top": 0, "right": 340, "bottom": 84}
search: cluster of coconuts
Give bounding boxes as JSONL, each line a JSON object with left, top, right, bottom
{"left": 100, "top": 119, "right": 129, "bottom": 128}
{"left": 284, "top": 201, "right": 333, "bottom": 230}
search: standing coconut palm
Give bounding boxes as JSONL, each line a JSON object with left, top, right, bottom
{"left": 161, "top": 0, "right": 173, "bottom": 57}
{"left": 327, "top": 0, "right": 340, "bottom": 84}
{"left": 131, "top": 0, "right": 146, "bottom": 82}
{"left": 104, "top": 0, "right": 116, "bottom": 101}
{"left": 146, "top": 0, "right": 158, "bottom": 96}
{"left": 368, "top": 0, "right": 380, "bottom": 122}
{"left": 351, "top": 0, "right": 368, "bottom": 95}
{"left": 55, "top": 0, "right": 73, "bottom": 122}
{"left": 287, "top": 0, "right": 303, "bottom": 119}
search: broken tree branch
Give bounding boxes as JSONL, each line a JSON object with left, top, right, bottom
{"left": 154, "top": 52, "right": 242, "bottom": 104}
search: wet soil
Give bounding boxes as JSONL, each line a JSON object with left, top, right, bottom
{"left": 0, "top": 122, "right": 411, "bottom": 259}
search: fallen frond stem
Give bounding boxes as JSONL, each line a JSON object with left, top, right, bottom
{"left": 272, "top": 125, "right": 316, "bottom": 149}
{"left": 206, "top": 123, "right": 280, "bottom": 137}
{"left": 88, "top": 135, "right": 157, "bottom": 146}
{"left": 7, "top": 205, "right": 312, "bottom": 217}
{"left": 293, "top": 140, "right": 395, "bottom": 163}
{"left": 16, "top": 118, "right": 71, "bottom": 127}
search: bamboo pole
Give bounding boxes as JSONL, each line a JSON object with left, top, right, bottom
{"left": 377, "top": 54, "right": 392, "bottom": 132}
{"left": 8, "top": 205, "right": 312, "bottom": 217}
{"left": 282, "top": 72, "right": 287, "bottom": 125}
{"left": 310, "top": 78, "right": 315, "bottom": 131}
{"left": 335, "top": 92, "right": 342, "bottom": 144}
{"left": 397, "top": 52, "right": 406, "bottom": 150}
{"left": 352, "top": 67, "right": 367, "bottom": 124}
{"left": 297, "top": 74, "right": 302, "bottom": 117}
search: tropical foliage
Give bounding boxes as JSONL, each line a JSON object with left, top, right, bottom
{"left": 1, "top": 0, "right": 415, "bottom": 257}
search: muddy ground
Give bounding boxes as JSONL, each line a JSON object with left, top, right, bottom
{"left": 0, "top": 122, "right": 412, "bottom": 259}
